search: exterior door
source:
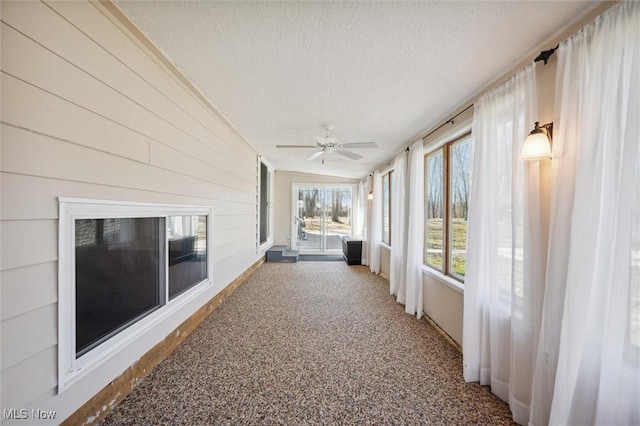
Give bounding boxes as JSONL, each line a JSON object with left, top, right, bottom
{"left": 292, "top": 185, "right": 353, "bottom": 253}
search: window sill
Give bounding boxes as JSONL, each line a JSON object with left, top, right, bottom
{"left": 422, "top": 265, "right": 464, "bottom": 294}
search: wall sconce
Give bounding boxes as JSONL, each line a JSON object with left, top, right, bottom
{"left": 367, "top": 191, "right": 374, "bottom": 200}
{"left": 521, "top": 121, "right": 552, "bottom": 160}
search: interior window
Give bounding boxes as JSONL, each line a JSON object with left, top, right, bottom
{"left": 75, "top": 217, "right": 165, "bottom": 356}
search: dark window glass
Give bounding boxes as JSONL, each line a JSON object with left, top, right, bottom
{"left": 259, "top": 162, "right": 269, "bottom": 244}
{"left": 168, "top": 215, "right": 207, "bottom": 299}
{"left": 75, "top": 217, "right": 164, "bottom": 357}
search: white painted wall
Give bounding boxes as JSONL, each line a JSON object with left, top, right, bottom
{"left": 273, "top": 171, "right": 358, "bottom": 247}
{"left": 0, "top": 1, "right": 260, "bottom": 423}
{"left": 379, "top": 244, "right": 391, "bottom": 279}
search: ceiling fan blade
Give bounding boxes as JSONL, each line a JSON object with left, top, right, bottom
{"left": 306, "top": 151, "right": 324, "bottom": 161}
{"left": 276, "top": 144, "right": 318, "bottom": 148}
{"left": 336, "top": 150, "right": 363, "bottom": 160}
{"left": 340, "top": 142, "right": 379, "bottom": 149}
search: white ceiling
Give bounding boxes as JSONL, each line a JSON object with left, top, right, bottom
{"left": 117, "top": 1, "right": 599, "bottom": 179}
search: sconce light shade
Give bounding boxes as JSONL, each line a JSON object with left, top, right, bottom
{"left": 367, "top": 192, "right": 374, "bottom": 200}
{"left": 521, "top": 121, "right": 552, "bottom": 160}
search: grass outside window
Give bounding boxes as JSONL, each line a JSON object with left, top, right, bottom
{"left": 424, "top": 134, "right": 471, "bottom": 282}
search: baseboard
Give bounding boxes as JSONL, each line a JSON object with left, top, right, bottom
{"left": 422, "top": 313, "right": 462, "bottom": 353}
{"left": 380, "top": 274, "right": 462, "bottom": 353}
{"left": 62, "top": 256, "right": 265, "bottom": 426}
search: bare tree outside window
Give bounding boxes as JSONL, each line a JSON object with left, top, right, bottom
{"left": 426, "top": 149, "right": 444, "bottom": 270}
{"left": 450, "top": 138, "right": 471, "bottom": 277}
{"left": 424, "top": 134, "right": 472, "bottom": 281}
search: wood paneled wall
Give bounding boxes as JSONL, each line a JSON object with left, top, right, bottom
{"left": 1, "top": 1, "right": 261, "bottom": 422}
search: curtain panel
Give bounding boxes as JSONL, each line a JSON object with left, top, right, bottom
{"left": 353, "top": 180, "right": 366, "bottom": 240}
{"left": 463, "top": 63, "right": 542, "bottom": 425}
{"left": 369, "top": 171, "right": 383, "bottom": 274}
{"left": 404, "top": 139, "right": 425, "bottom": 318}
{"left": 533, "top": 3, "right": 640, "bottom": 424}
{"left": 465, "top": 3, "right": 639, "bottom": 425}
{"left": 390, "top": 152, "right": 408, "bottom": 298}
{"left": 361, "top": 178, "right": 370, "bottom": 266}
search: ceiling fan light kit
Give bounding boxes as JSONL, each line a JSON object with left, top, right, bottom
{"left": 276, "top": 124, "right": 379, "bottom": 164}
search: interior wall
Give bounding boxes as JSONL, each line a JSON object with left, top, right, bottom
{"left": 379, "top": 244, "right": 391, "bottom": 279}
{"left": 0, "top": 1, "right": 260, "bottom": 423}
{"left": 274, "top": 171, "right": 358, "bottom": 248}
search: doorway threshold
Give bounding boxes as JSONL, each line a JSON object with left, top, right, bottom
{"left": 298, "top": 254, "right": 344, "bottom": 262}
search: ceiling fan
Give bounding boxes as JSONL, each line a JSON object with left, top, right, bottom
{"left": 276, "top": 124, "right": 379, "bottom": 164}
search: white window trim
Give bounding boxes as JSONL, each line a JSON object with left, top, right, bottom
{"left": 58, "top": 197, "right": 214, "bottom": 393}
{"left": 257, "top": 156, "right": 274, "bottom": 253}
{"left": 422, "top": 265, "right": 464, "bottom": 294}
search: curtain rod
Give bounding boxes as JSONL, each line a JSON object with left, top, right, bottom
{"left": 367, "top": 103, "right": 472, "bottom": 177}
{"left": 421, "top": 103, "right": 474, "bottom": 141}
{"left": 417, "top": 44, "right": 557, "bottom": 145}
{"left": 367, "top": 43, "right": 559, "bottom": 179}
{"left": 417, "top": 43, "right": 557, "bottom": 146}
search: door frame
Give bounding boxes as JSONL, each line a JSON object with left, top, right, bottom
{"left": 290, "top": 182, "right": 357, "bottom": 253}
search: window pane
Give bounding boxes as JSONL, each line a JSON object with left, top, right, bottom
{"left": 449, "top": 138, "right": 471, "bottom": 278}
{"left": 75, "top": 217, "right": 163, "bottom": 357}
{"left": 426, "top": 150, "right": 444, "bottom": 270}
{"left": 259, "top": 162, "right": 269, "bottom": 244}
{"left": 382, "top": 173, "right": 390, "bottom": 244}
{"left": 168, "top": 215, "right": 208, "bottom": 300}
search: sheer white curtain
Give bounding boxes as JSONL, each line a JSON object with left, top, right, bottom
{"left": 369, "top": 171, "right": 383, "bottom": 274}
{"left": 362, "top": 175, "right": 373, "bottom": 266}
{"left": 362, "top": 178, "right": 370, "bottom": 266}
{"left": 404, "top": 140, "right": 424, "bottom": 317}
{"left": 353, "top": 180, "right": 366, "bottom": 239}
{"left": 463, "top": 64, "right": 542, "bottom": 424}
{"left": 530, "top": 4, "right": 640, "bottom": 424}
{"left": 390, "top": 152, "right": 407, "bottom": 298}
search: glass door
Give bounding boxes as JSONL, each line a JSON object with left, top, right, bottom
{"left": 292, "top": 185, "right": 353, "bottom": 253}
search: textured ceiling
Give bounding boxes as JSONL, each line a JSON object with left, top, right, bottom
{"left": 117, "top": 1, "right": 599, "bottom": 179}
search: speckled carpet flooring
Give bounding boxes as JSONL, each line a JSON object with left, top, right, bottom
{"left": 100, "top": 262, "right": 515, "bottom": 425}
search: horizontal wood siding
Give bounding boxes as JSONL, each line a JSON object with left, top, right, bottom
{"left": 0, "top": 0, "right": 260, "bottom": 422}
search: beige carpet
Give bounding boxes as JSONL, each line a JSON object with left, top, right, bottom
{"left": 100, "top": 262, "right": 515, "bottom": 425}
